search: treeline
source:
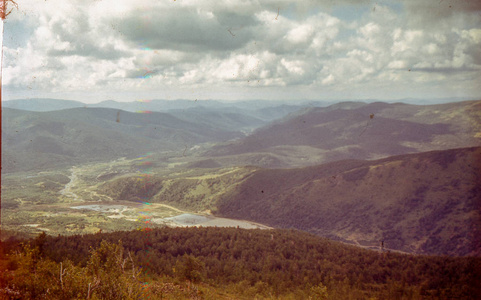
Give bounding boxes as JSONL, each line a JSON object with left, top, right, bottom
{"left": 1, "top": 227, "right": 480, "bottom": 299}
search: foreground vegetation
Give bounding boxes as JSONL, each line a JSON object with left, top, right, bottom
{"left": 1, "top": 227, "right": 480, "bottom": 299}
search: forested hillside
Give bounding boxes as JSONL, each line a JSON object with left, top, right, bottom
{"left": 1, "top": 228, "right": 480, "bottom": 299}
{"left": 98, "top": 147, "right": 481, "bottom": 256}
{"left": 1, "top": 107, "right": 242, "bottom": 172}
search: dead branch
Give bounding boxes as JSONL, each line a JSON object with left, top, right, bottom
{"left": 59, "top": 262, "right": 67, "bottom": 290}
{"left": 87, "top": 277, "right": 101, "bottom": 299}
{"left": 128, "top": 251, "right": 136, "bottom": 279}
{"left": 1, "top": 0, "right": 18, "bottom": 20}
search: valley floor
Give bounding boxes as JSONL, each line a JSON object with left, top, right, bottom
{"left": 1, "top": 156, "right": 269, "bottom": 240}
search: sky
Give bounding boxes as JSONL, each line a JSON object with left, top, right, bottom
{"left": 1, "top": 0, "right": 481, "bottom": 103}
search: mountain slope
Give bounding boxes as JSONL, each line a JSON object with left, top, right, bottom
{"left": 2, "top": 98, "right": 322, "bottom": 130}
{"left": 97, "top": 147, "right": 481, "bottom": 256}
{"left": 215, "top": 147, "right": 481, "bottom": 256}
{"left": 1, "top": 107, "right": 242, "bottom": 172}
{"left": 207, "top": 100, "right": 481, "bottom": 168}
{"left": 166, "top": 106, "right": 266, "bottom": 132}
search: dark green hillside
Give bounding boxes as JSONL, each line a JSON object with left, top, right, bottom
{"left": 216, "top": 147, "right": 481, "bottom": 256}
{"left": 42, "top": 107, "right": 240, "bottom": 141}
{"left": 1, "top": 228, "right": 480, "bottom": 299}
{"left": 100, "top": 166, "right": 255, "bottom": 212}
{"left": 1, "top": 107, "right": 242, "bottom": 172}
{"left": 208, "top": 100, "right": 481, "bottom": 168}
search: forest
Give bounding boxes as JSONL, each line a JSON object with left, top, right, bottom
{"left": 1, "top": 227, "right": 480, "bottom": 299}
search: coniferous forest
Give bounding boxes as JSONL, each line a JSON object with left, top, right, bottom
{"left": 1, "top": 227, "right": 480, "bottom": 299}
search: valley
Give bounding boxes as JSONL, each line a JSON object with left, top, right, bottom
{"left": 3, "top": 145, "right": 479, "bottom": 256}
{"left": 1, "top": 156, "right": 270, "bottom": 239}
{"left": 1, "top": 99, "right": 480, "bottom": 257}
{"left": 3, "top": 2, "right": 481, "bottom": 297}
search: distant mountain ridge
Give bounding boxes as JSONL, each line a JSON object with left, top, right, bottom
{"left": 2, "top": 98, "right": 323, "bottom": 114}
{"left": 1, "top": 107, "right": 243, "bottom": 172}
{"left": 206, "top": 100, "right": 481, "bottom": 168}
{"left": 2, "top": 98, "right": 86, "bottom": 111}
{"left": 3, "top": 97, "right": 474, "bottom": 112}
{"left": 1, "top": 98, "right": 324, "bottom": 130}
{"left": 3, "top": 99, "right": 480, "bottom": 172}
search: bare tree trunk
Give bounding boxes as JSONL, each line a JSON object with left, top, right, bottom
{"left": 87, "top": 278, "right": 100, "bottom": 299}
{"left": 59, "top": 262, "right": 67, "bottom": 290}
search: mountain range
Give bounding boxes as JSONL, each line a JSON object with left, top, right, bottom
{"left": 1, "top": 98, "right": 323, "bottom": 122}
{"left": 2, "top": 98, "right": 480, "bottom": 257}
{"left": 3, "top": 97, "right": 473, "bottom": 112}
{"left": 1, "top": 107, "right": 244, "bottom": 172}
{"left": 206, "top": 100, "right": 481, "bottom": 168}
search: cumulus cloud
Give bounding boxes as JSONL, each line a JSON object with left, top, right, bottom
{"left": 403, "top": 0, "right": 481, "bottom": 27}
{"left": 2, "top": 0, "right": 480, "bottom": 101}
{"left": 113, "top": 7, "right": 256, "bottom": 53}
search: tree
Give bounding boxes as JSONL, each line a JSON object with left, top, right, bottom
{"left": 174, "top": 254, "right": 205, "bottom": 284}
{"left": 310, "top": 282, "right": 329, "bottom": 300}
{"left": 86, "top": 240, "right": 143, "bottom": 299}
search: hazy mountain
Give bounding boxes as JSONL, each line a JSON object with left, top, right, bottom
{"left": 1, "top": 107, "right": 243, "bottom": 172}
{"left": 2, "top": 98, "right": 324, "bottom": 129}
{"left": 389, "top": 97, "right": 474, "bottom": 105}
{"left": 3, "top": 98, "right": 323, "bottom": 113}
{"left": 90, "top": 99, "right": 216, "bottom": 112}
{"left": 90, "top": 99, "right": 331, "bottom": 115}
{"left": 166, "top": 106, "right": 266, "bottom": 132}
{"left": 207, "top": 100, "right": 481, "bottom": 168}
{"left": 2, "top": 98, "right": 85, "bottom": 111}
{"left": 215, "top": 147, "right": 481, "bottom": 256}
{"left": 1, "top": 98, "right": 213, "bottom": 112}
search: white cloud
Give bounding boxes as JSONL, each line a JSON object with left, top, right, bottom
{"left": 285, "top": 24, "right": 314, "bottom": 45}
{"left": 2, "top": 0, "right": 480, "bottom": 102}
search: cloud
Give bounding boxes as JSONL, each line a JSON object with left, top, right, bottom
{"left": 3, "top": 0, "right": 480, "bottom": 102}
{"left": 113, "top": 7, "right": 256, "bottom": 53}
{"left": 403, "top": 0, "right": 481, "bottom": 16}
{"left": 402, "top": 0, "right": 481, "bottom": 28}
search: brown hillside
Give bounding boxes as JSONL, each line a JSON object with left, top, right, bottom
{"left": 216, "top": 147, "right": 481, "bottom": 256}
{"left": 207, "top": 100, "right": 481, "bottom": 168}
